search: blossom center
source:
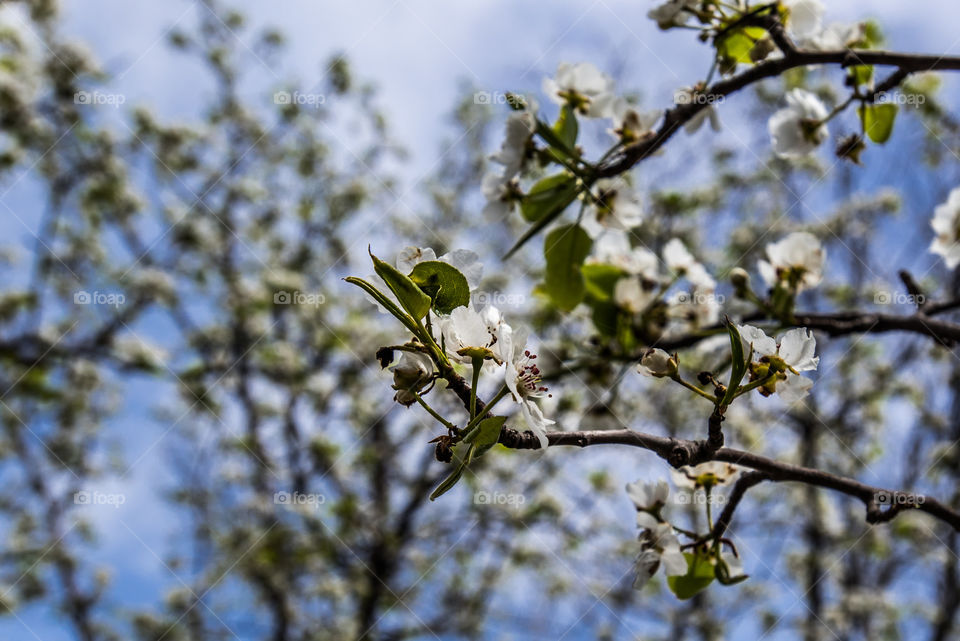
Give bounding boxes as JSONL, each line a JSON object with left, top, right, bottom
{"left": 515, "top": 350, "right": 549, "bottom": 397}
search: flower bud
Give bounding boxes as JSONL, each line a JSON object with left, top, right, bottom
{"left": 390, "top": 352, "right": 433, "bottom": 406}
{"left": 729, "top": 267, "right": 750, "bottom": 295}
{"left": 638, "top": 348, "right": 678, "bottom": 378}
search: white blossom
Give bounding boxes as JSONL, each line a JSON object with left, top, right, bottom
{"left": 481, "top": 172, "right": 521, "bottom": 221}
{"left": 663, "top": 238, "right": 716, "bottom": 291}
{"left": 499, "top": 326, "right": 554, "bottom": 448}
{"left": 930, "top": 186, "right": 960, "bottom": 268}
{"left": 490, "top": 104, "right": 537, "bottom": 179}
{"left": 758, "top": 231, "right": 825, "bottom": 292}
{"left": 609, "top": 97, "right": 661, "bottom": 141}
{"left": 542, "top": 62, "right": 616, "bottom": 118}
{"left": 633, "top": 522, "right": 688, "bottom": 589}
{"left": 783, "top": 0, "right": 824, "bottom": 39}
{"left": 627, "top": 479, "right": 669, "bottom": 512}
{"left": 587, "top": 231, "right": 659, "bottom": 280}
{"left": 738, "top": 325, "right": 819, "bottom": 403}
{"left": 614, "top": 276, "right": 656, "bottom": 314}
{"left": 671, "top": 461, "right": 740, "bottom": 490}
{"left": 440, "top": 305, "right": 500, "bottom": 364}
{"left": 637, "top": 348, "right": 678, "bottom": 378}
{"left": 582, "top": 177, "right": 644, "bottom": 238}
{"left": 647, "top": 0, "right": 699, "bottom": 30}
{"left": 807, "top": 22, "right": 866, "bottom": 51}
{"left": 768, "top": 88, "right": 829, "bottom": 158}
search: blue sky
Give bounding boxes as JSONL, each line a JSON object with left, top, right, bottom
{"left": 4, "top": 1, "right": 960, "bottom": 639}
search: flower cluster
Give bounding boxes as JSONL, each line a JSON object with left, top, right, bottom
{"left": 588, "top": 232, "right": 720, "bottom": 336}
{"left": 627, "top": 462, "right": 747, "bottom": 594}
{"left": 372, "top": 246, "right": 555, "bottom": 447}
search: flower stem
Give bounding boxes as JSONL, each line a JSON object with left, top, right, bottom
{"left": 413, "top": 392, "right": 457, "bottom": 433}
{"left": 460, "top": 384, "right": 510, "bottom": 440}
{"left": 672, "top": 376, "right": 719, "bottom": 404}
{"left": 733, "top": 373, "right": 777, "bottom": 398}
{"left": 470, "top": 357, "right": 482, "bottom": 419}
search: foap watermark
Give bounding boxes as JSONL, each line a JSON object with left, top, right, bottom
{"left": 473, "top": 91, "right": 529, "bottom": 107}
{"left": 74, "top": 490, "right": 126, "bottom": 508}
{"left": 474, "top": 490, "right": 525, "bottom": 507}
{"left": 674, "top": 90, "right": 724, "bottom": 106}
{"left": 674, "top": 491, "right": 726, "bottom": 506}
{"left": 473, "top": 291, "right": 526, "bottom": 308}
{"left": 74, "top": 290, "right": 126, "bottom": 308}
{"left": 874, "top": 291, "right": 925, "bottom": 306}
{"left": 274, "top": 91, "right": 326, "bottom": 108}
{"left": 673, "top": 291, "right": 726, "bottom": 306}
{"left": 274, "top": 491, "right": 326, "bottom": 507}
{"left": 74, "top": 90, "right": 126, "bottom": 107}
{"left": 873, "top": 91, "right": 926, "bottom": 106}
{"left": 874, "top": 490, "right": 925, "bottom": 506}
{"left": 273, "top": 290, "right": 326, "bottom": 307}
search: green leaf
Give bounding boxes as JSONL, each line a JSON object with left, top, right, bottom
{"left": 520, "top": 173, "right": 579, "bottom": 224}
{"left": 553, "top": 103, "right": 578, "bottom": 150}
{"left": 467, "top": 416, "right": 507, "bottom": 456}
{"left": 721, "top": 319, "right": 747, "bottom": 407}
{"left": 370, "top": 249, "right": 431, "bottom": 320}
{"left": 581, "top": 264, "right": 627, "bottom": 301}
{"left": 859, "top": 103, "right": 898, "bottom": 144}
{"left": 847, "top": 65, "right": 873, "bottom": 87}
{"left": 590, "top": 300, "right": 619, "bottom": 338}
{"left": 344, "top": 276, "right": 422, "bottom": 336}
{"left": 409, "top": 260, "right": 470, "bottom": 314}
{"left": 717, "top": 26, "right": 767, "bottom": 64}
{"left": 667, "top": 552, "right": 716, "bottom": 600}
{"left": 543, "top": 224, "right": 592, "bottom": 312}
{"left": 429, "top": 442, "right": 473, "bottom": 501}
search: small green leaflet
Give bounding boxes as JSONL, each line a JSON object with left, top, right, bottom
{"left": 859, "top": 103, "right": 898, "bottom": 144}
{"left": 469, "top": 416, "right": 506, "bottom": 456}
{"left": 430, "top": 442, "right": 472, "bottom": 501}
{"left": 667, "top": 552, "right": 716, "bottom": 600}
{"left": 369, "top": 249, "right": 431, "bottom": 320}
{"left": 721, "top": 319, "right": 747, "bottom": 407}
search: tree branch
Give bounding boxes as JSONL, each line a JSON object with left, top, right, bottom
{"left": 596, "top": 38, "right": 960, "bottom": 178}
{"left": 498, "top": 427, "right": 960, "bottom": 531}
